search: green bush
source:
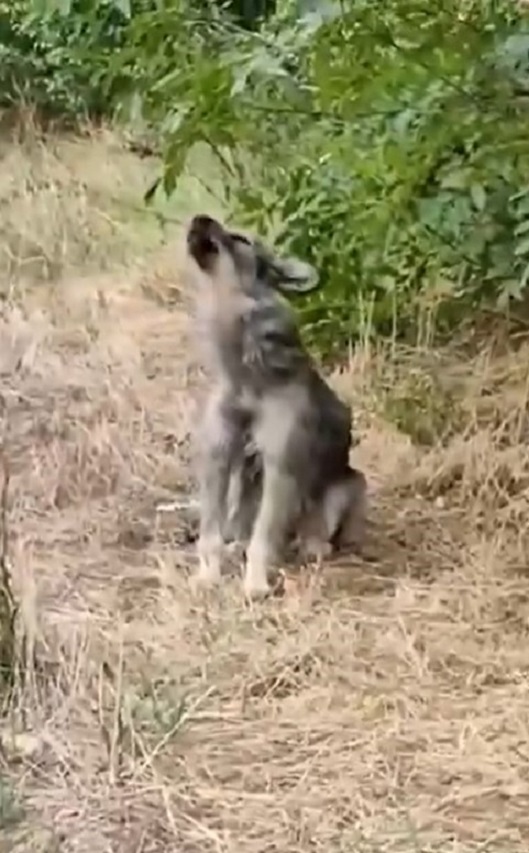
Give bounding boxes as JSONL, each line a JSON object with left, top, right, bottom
{"left": 9, "top": 0, "right": 529, "bottom": 353}
{"left": 0, "top": 0, "right": 133, "bottom": 120}
{"left": 228, "top": 1, "right": 529, "bottom": 352}
{"left": 0, "top": 0, "right": 277, "bottom": 121}
{"left": 105, "top": 0, "right": 529, "bottom": 352}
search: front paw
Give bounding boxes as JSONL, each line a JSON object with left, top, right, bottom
{"left": 243, "top": 574, "right": 271, "bottom": 600}
{"left": 243, "top": 551, "right": 271, "bottom": 600}
{"left": 194, "top": 535, "right": 223, "bottom": 586}
{"left": 300, "top": 537, "right": 333, "bottom": 561}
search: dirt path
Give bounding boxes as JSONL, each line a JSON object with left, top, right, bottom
{"left": 2, "top": 272, "right": 529, "bottom": 853}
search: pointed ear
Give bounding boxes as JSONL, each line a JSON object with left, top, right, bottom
{"left": 271, "top": 256, "right": 320, "bottom": 293}
{"left": 255, "top": 240, "right": 320, "bottom": 293}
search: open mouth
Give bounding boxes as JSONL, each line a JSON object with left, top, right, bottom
{"left": 187, "top": 215, "right": 222, "bottom": 270}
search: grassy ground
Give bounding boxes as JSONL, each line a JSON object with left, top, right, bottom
{"left": 0, "top": 125, "right": 528, "bottom": 853}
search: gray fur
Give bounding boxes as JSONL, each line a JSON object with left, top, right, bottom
{"left": 186, "top": 214, "right": 367, "bottom": 597}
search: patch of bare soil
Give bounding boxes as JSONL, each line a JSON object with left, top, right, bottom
{"left": 0, "top": 280, "right": 527, "bottom": 853}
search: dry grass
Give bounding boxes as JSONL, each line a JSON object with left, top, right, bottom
{"left": 0, "top": 128, "right": 528, "bottom": 853}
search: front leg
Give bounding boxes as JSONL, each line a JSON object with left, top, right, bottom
{"left": 196, "top": 391, "right": 240, "bottom": 585}
{"left": 224, "top": 448, "right": 263, "bottom": 546}
{"left": 244, "top": 387, "right": 306, "bottom": 597}
{"left": 224, "top": 457, "right": 247, "bottom": 543}
{"left": 221, "top": 458, "right": 249, "bottom": 564}
{"left": 244, "top": 462, "right": 299, "bottom": 598}
{"left": 197, "top": 451, "right": 231, "bottom": 584}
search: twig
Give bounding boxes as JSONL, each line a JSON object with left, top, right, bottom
{"left": 0, "top": 450, "right": 14, "bottom": 614}
{"left": 0, "top": 447, "right": 17, "bottom": 694}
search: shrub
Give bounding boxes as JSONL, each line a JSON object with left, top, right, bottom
{"left": 227, "top": 1, "right": 529, "bottom": 351}
{"left": 106, "top": 0, "right": 529, "bottom": 352}
{"left": 0, "top": 0, "right": 133, "bottom": 121}
{"left": 18, "top": 0, "right": 529, "bottom": 353}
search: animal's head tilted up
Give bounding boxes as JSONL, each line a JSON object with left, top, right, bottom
{"left": 186, "top": 214, "right": 320, "bottom": 296}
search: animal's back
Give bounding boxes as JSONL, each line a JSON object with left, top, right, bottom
{"left": 280, "top": 368, "right": 352, "bottom": 500}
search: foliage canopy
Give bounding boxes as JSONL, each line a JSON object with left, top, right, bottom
{"left": 8, "top": 0, "right": 529, "bottom": 349}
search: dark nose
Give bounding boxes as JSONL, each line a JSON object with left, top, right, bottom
{"left": 187, "top": 214, "right": 221, "bottom": 242}
{"left": 186, "top": 216, "right": 210, "bottom": 255}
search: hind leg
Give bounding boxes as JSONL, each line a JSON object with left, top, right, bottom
{"left": 325, "top": 467, "right": 367, "bottom": 551}
{"left": 295, "top": 504, "right": 333, "bottom": 561}
{"left": 298, "top": 468, "right": 367, "bottom": 560}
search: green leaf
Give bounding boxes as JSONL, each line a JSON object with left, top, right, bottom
{"left": 440, "top": 169, "right": 469, "bottom": 191}
{"left": 470, "top": 184, "right": 486, "bottom": 212}
{"left": 515, "top": 236, "right": 529, "bottom": 257}
{"left": 112, "top": 0, "right": 131, "bottom": 18}
{"left": 514, "top": 218, "right": 529, "bottom": 237}
{"left": 31, "top": 0, "right": 70, "bottom": 12}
